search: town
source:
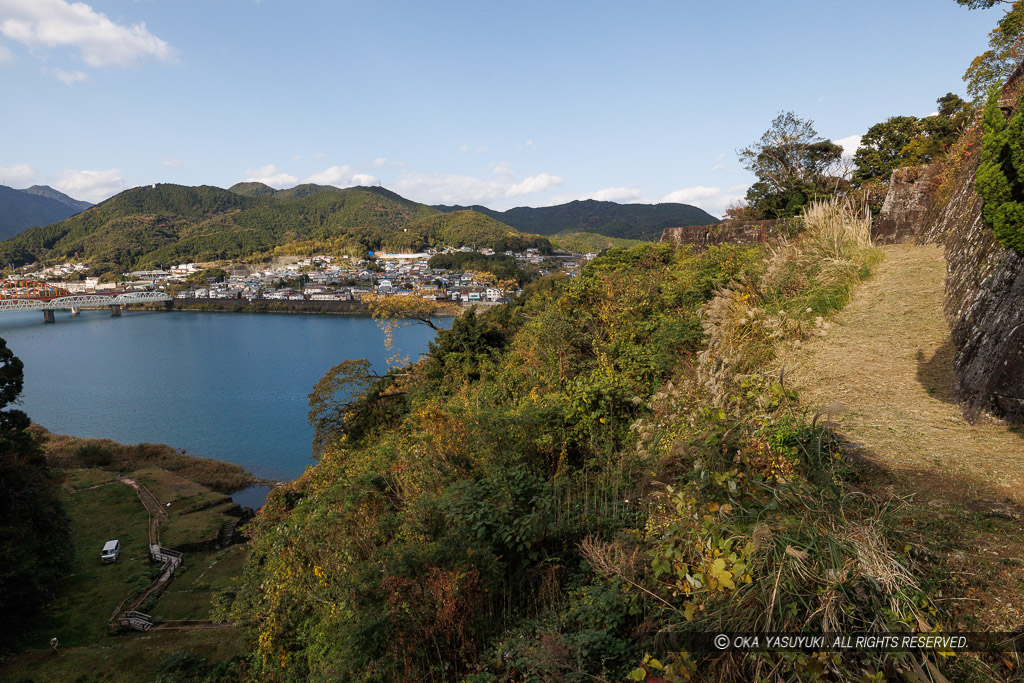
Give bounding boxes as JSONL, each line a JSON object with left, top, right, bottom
{"left": 10, "top": 246, "right": 599, "bottom": 306}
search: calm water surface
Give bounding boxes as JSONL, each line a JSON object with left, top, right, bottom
{"left": 0, "top": 309, "right": 443, "bottom": 484}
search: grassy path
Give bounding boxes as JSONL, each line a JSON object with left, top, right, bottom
{"left": 784, "top": 243, "right": 1024, "bottom": 501}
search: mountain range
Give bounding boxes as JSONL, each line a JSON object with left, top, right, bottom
{"left": 434, "top": 199, "right": 718, "bottom": 240}
{"left": 0, "top": 185, "right": 92, "bottom": 240}
{"left": 0, "top": 183, "right": 550, "bottom": 273}
{"left": 0, "top": 182, "right": 718, "bottom": 273}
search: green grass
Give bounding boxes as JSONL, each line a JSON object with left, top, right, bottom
{"left": 161, "top": 503, "right": 236, "bottom": 549}
{"left": 62, "top": 468, "right": 117, "bottom": 490}
{"left": 15, "top": 481, "right": 151, "bottom": 649}
{"left": 133, "top": 467, "right": 212, "bottom": 504}
{"left": 0, "top": 469, "right": 252, "bottom": 682}
{"left": 149, "top": 546, "right": 246, "bottom": 622}
{"left": 0, "top": 628, "right": 246, "bottom": 683}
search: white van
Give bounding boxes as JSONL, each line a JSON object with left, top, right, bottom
{"left": 101, "top": 540, "right": 120, "bottom": 564}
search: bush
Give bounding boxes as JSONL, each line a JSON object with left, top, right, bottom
{"left": 76, "top": 443, "right": 114, "bottom": 467}
{"left": 975, "top": 88, "right": 1024, "bottom": 253}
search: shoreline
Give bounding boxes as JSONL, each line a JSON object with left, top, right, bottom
{"left": 33, "top": 424, "right": 280, "bottom": 495}
{"left": 132, "top": 297, "right": 373, "bottom": 316}
{"left": 129, "top": 297, "right": 500, "bottom": 316}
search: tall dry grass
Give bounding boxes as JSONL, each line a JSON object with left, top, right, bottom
{"left": 698, "top": 197, "right": 882, "bottom": 401}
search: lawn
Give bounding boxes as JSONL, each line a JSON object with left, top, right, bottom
{"left": 62, "top": 468, "right": 118, "bottom": 491}
{"left": 0, "top": 628, "right": 247, "bottom": 683}
{"left": 0, "top": 469, "right": 253, "bottom": 682}
{"left": 16, "top": 480, "right": 151, "bottom": 649}
{"left": 150, "top": 545, "right": 247, "bottom": 622}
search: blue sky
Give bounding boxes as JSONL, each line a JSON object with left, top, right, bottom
{"left": 0, "top": 0, "right": 999, "bottom": 215}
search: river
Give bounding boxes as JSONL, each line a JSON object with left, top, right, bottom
{"left": 0, "top": 308, "right": 443, "bottom": 504}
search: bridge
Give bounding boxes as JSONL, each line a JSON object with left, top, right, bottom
{"left": 0, "top": 280, "right": 172, "bottom": 322}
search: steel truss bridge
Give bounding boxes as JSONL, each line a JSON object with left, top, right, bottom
{"left": 0, "top": 280, "right": 171, "bottom": 322}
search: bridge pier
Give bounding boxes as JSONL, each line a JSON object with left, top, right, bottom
{"left": 110, "top": 305, "right": 121, "bottom": 317}
{"left": 43, "top": 310, "right": 55, "bottom": 323}
{"left": 71, "top": 307, "right": 80, "bottom": 316}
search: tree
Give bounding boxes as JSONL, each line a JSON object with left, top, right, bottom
{"left": 362, "top": 293, "right": 460, "bottom": 358}
{"left": 852, "top": 94, "right": 974, "bottom": 186}
{"left": 974, "top": 87, "right": 1024, "bottom": 252}
{"left": 852, "top": 116, "right": 923, "bottom": 184}
{"left": 959, "top": 0, "right": 1024, "bottom": 99}
{"left": 738, "top": 112, "right": 843, "bottom": 218}
{"left": 0, "top": 337, "right": 72, "bottom": 645}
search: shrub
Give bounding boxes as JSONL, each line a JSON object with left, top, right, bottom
{"left": 76, "top": 443, "right": 113, "bottom": 467}
{"left": 975, "top": 88, "right": 1024, "bottom": 252}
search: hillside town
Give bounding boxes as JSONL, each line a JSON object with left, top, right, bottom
{"left": 10, "top": 246, "right": 598, "bottom": 305}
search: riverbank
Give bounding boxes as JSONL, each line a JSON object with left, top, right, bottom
{"left": 32, "top": 424, "right": 274, "bottom": 493}
{"left": 137, "top": 297, "right": 372, "bottom": 315}
{"left": 130, "top": 296, "right": 503, "bottom": 315}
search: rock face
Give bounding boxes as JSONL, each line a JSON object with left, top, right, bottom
{"left": 660, "top": 219, "right": 790, "bottom": 250}
{"left": 925, "top": 64, "right": 1024, "bottom": 422}
{"left": 873, "top": 164, "right": 941, "bottom": 244}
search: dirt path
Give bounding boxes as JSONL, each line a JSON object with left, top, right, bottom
{"left": 783, "top": 243, "right": 1024, "bottom": 502}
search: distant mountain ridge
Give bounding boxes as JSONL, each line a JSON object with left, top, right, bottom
{"left": 0, "top": 183, "right": 549, "bottom": 272}
{"left": 0, "top": 185, "right": 92, "bottom": 240}
{"left": 433, "top": 199, "right": 719, "bottom": 241}
{"left": 21, "top": 185, "right": 92, "bottom": 212}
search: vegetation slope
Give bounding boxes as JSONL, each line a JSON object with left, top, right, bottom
{"left": 225, "top": 201, "right": 990, "bottom": 681}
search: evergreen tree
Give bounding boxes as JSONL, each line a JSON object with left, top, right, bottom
{"left": 0, "top": 337, "right": 72, "bottom": 648}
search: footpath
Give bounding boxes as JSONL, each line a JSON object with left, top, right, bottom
{"left": 782, "top": 243, "right": 1024, "bottom": 630}
{"left": 784, "top": 243, "right": 1024, "bottom": 500}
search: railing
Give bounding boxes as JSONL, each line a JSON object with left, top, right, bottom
{"left": 0, "top": 292, "right": 171, "bottom": 311}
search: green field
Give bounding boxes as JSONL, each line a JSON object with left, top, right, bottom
{"left": 0, "top": 468, "right": 250, "bottom": 682}
{"left": 18, "top": 479, "right": 152, "bottom": 649}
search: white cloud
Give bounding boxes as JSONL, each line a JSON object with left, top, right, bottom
{"left": 459, "top": 144, "right": 489, "bottom": 153}
{"left": 505, "top": 173, "right": 563, "bottom": 198}
{"left": 546, "top": 186, "right": 644, "bottom": 205}
{"left": 161, "top": 158, "right": 185, "bottom": 169}
{"left": 0, "top": 43, "right": 13, "bottom": 63}
{"left": 835, "top": 134, "right": 862, "bottom": 160}
{"left": 490, "top": 161, "right": 514, "bottom": 179}
{"left": 393, "top": 172, "right": 507, "bottom": 205}
{"left": 660, "top": 184, "right": 748, "bottom": 218}
{"left": 54, "top": 168, "right": 125, "bottom": 202}
{"left": 711, "top": 163, "right": 725, "bottom": 172}
{"left": 0, "top": 162, "right": 35, "bottom": 186}
{"left": 372, "top": 157, "right": 387, "bottom": 168}
{"left": 393, "top": 167, "right": 563, "bottom": 205}
{"left": 303, "top": 166, "right": 376, "bottom": 187}
{"left": 52, "top": 66, "right": 85, "bottom": 84}
{"left": 0, "top": 0, "right": 176, "bottom": 67}
{"left": 304, "top": 164, "right": 354, "bottom": 185}
{"left": 313, "top": 152, "right": 327, "bottom": 160}
{"left": 244, "top": 164, "right": 297, "bottom": 188}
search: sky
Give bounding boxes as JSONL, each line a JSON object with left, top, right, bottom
{"left": 0, "top": 0, "right": 1001, "bottom": 216}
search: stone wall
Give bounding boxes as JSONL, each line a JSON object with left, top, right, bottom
{"left": 660, "top": 219, "right": 790, "bottom": 250}
{"left": 925, "top": 63, "right": 1024, "bottom": 422}
{"left": 873, "top": 163, "right": 941, "bottom": 244}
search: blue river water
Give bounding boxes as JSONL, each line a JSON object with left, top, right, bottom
{"left": 0, "top": 308, "right": 443, "bottom": 498}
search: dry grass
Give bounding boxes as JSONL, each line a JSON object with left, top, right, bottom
{"left": 781, "top": 243, "right": 1024, "bottom": 499}
{"left": 34, "top": 425, "right": 258, "bottom": 493}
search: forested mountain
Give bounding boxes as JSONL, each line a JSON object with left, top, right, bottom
{"left": 0, "top": 185, "right": 91, "bottom": 240}
{"left": 21, "top": 185, "right": 93, "bottom": 212}
{"left": 0, "top": 184, "right": 548, "bottom": 272}
{"left": 434, "top": 199, "right": 719, "bottom": 240}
